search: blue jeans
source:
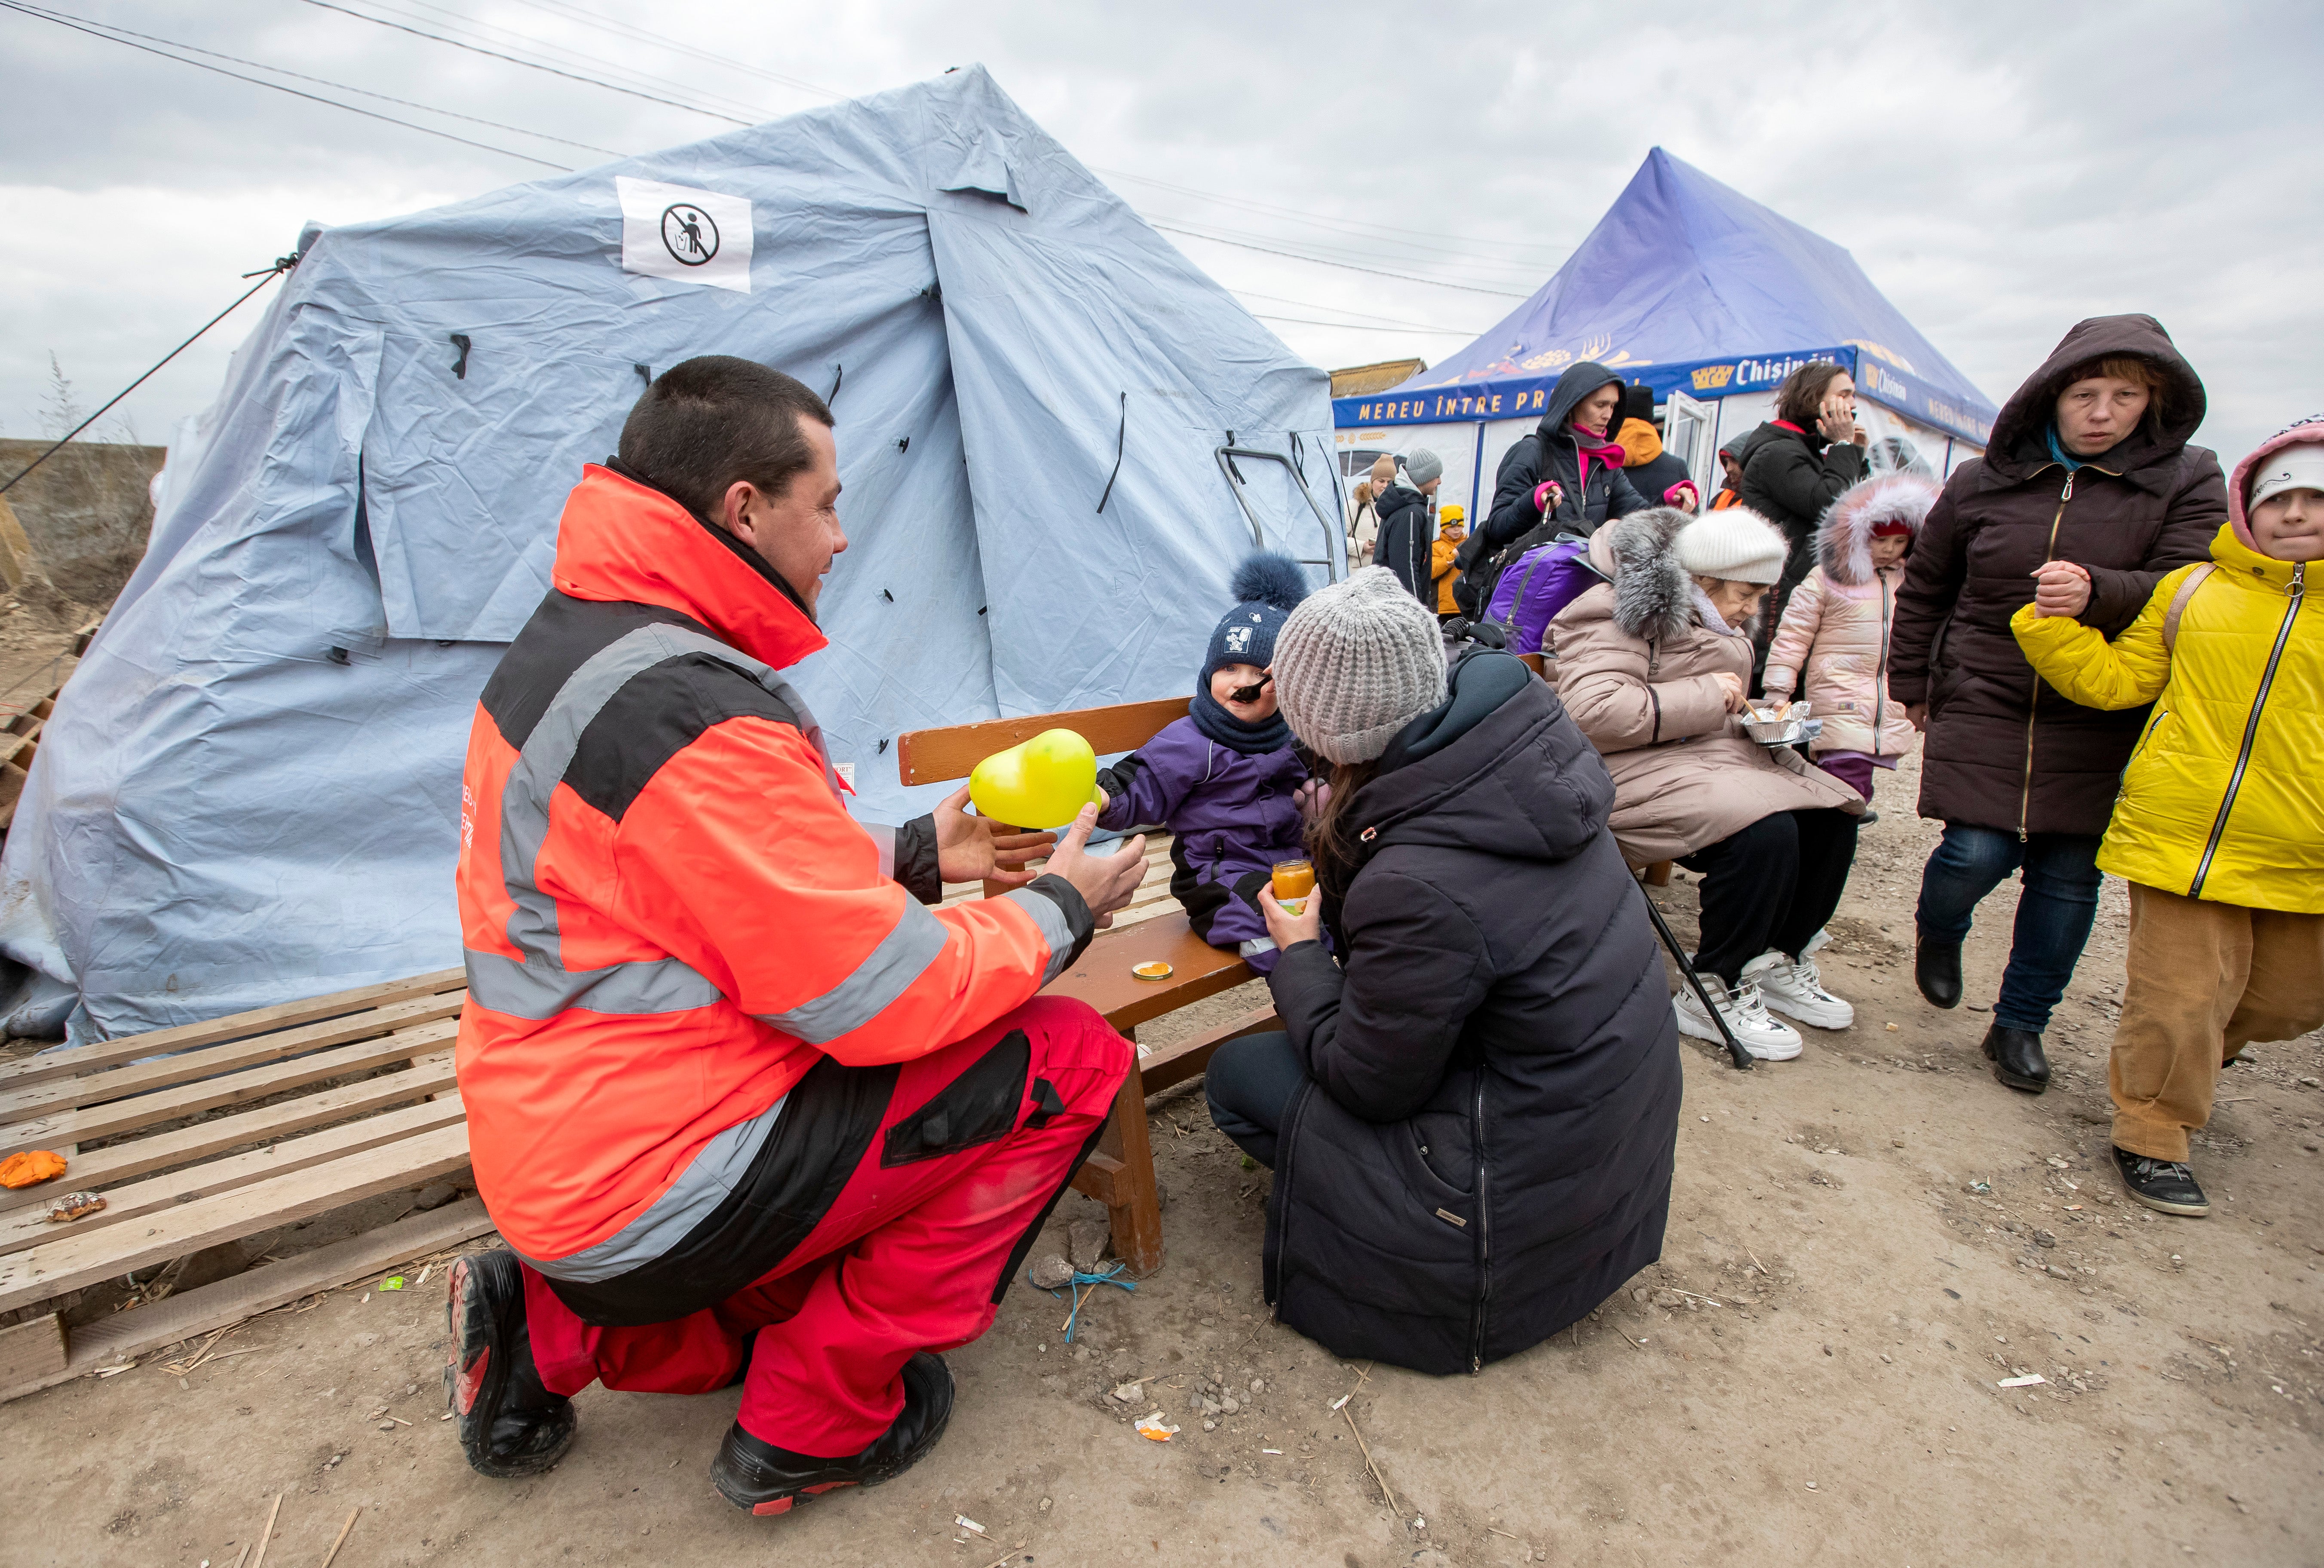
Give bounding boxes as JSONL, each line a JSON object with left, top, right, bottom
{"left": 1914, "top": 824, "right": 2103, "bottom": 1034}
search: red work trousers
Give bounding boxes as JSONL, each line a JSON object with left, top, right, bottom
{"left": 517, "top": 996, "right": 1128, "bottom": 1457}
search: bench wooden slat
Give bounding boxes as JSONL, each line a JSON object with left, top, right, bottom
{"left": 0, "top": 1120, "right": 473, "bottom": 1317}
{"left": 0, "top": 1197, "right": 497, "bottom": 1408}
{"left": 0, "top": 1054, "right": 457, "bottom": 1215}
{"left": 0, "top": 1093, "right": 468, "bottom": 1256}
{"left": 2, "top": 1018, "right": 457, "bottom": 1156}
{"left": 897, "top": 697, "right": 1191, "bottom": 786}
{"left": 1139, "top": 1006, "right": 1281, "bottom": 1096}
{"left": 0, "top": 968, "right": 468, "bottom": 1092}
{"left": 0, "top": 990, "right": 467, "bottom": 1126}
{"left": 1044, "top": 915, "right": 1253, "bottom": 1032}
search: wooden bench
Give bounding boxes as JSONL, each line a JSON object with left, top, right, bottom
{"left": 899, "top": 698, "right": 1283, "bottom": 1276}
{"left": 0, "top": 970, "right": 494, "bottom": 1403}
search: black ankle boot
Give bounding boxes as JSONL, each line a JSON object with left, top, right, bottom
{"left": 444, "top": 1249, "right": 576, "bottom": 1478}
{"left": 1982, "top": 1023, "right": 2049, "bottom": 1093}
{"left": 1915, "top": 936, "right": 1962, "bottom": 1009}
{"left": 712, "top": 1351, "right": 956, "bottom": 1516}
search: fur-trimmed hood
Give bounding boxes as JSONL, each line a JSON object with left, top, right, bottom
{"left": 1584, "top": 506, "right": 1693, "bottom": 642}
{"left": 1818, "top": 472, "right": 1941, "bottom": 586}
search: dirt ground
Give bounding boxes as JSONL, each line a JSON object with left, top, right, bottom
{"left": 12, "top": 752, "right": 2322, "bottom": 1567}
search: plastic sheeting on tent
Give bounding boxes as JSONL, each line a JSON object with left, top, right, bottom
{"left": 2, "top": 66, "right": 1343, "bottom": 1043}
{"left": 1335, "top": 147, "right": 1997, "bottom": 445}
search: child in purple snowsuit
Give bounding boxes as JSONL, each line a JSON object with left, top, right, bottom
{"left": 1095, "top": 553, "right": 1314, "bottom": 973}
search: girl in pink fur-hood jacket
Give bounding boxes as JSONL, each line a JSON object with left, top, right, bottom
{"left": 1763, "top": 471, "right": 1942, "bottom": 799}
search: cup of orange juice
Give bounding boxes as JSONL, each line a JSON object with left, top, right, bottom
{"left": 1271, "top": 858, "right": 1315, "bottom": 916}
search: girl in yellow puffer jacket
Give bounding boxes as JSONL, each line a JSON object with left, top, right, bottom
{"left": 2013, "top": 416, "right": 2324, "bottom": 1219}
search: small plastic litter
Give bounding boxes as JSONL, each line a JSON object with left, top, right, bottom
{"left": 955, "top": 1515, "right": 987, "bottom": 1537}
{"left": 1135, "top": 1413, "right": 1178, "bottom": 1441}
{"left": 1998, "top": 1374, "right": 2046, "bottom": 1388}
{"left": 1329, "top": 1393, "right": 1351, "bottom": 1411}
{"left": 379, "top": 1276, "right": 406, "bottom": 1291}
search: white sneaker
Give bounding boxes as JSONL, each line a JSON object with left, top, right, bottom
{"left": 1744, "top": 949, "right": 1855, "bottom": 1031}
{"left": 1674, "top": 974, "right": 1802, "bottom": 1060}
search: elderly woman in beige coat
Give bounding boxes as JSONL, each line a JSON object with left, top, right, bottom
{"left": 1547, "top": 507, "right": 1866, "bottom": 1059}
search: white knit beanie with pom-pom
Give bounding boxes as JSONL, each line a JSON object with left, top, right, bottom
{"left": 1674, "top": 507, "right": 1790, "bottom": 585}
{"left": 1270, "top": 567, "right": 1448, "bottom": 764}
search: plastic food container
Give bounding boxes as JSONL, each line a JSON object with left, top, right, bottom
{"left": 1131, "top": 961, "right": 1174, "bottom": 981}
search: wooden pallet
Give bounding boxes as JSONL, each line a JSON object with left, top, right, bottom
{"left": 0, "top": 968, "right": 486, "bottom": 1404}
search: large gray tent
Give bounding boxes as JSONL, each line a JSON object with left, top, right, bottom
{"left": 3, "top": 67, "right": 1342, "bottom": 1042}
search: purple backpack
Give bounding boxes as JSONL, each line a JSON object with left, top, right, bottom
{"left": 1484, "top": 536, "right": 1603, "bottom": 655}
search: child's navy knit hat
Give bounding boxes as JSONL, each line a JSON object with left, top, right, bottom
{"left": 1203, "top": 551, "right": 1312, "bottom": 679}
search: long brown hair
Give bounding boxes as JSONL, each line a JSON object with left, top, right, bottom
{"left": 1305, "top": 756, "right": 1382, "bottom": 901}
{"left": 1774, "top": 361, "right": 1849, "bottom": 429}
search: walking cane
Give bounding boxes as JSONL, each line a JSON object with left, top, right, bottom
{"left": 1635, "top": 885, "right": 1754, "bottom": 1071}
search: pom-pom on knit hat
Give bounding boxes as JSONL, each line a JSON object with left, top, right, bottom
{"left": 1674, "top": 508, "right": 1790, "bottom": 585}
{"left": 1203, "top": 550, "right": 1312, "bottom": 678}
{"left": 1271, "top": 566, "right": 1448, "bottom": 764}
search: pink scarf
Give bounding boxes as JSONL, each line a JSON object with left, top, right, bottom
{"left": 1571, "top": 425, "right": 1628, "bottom": 489}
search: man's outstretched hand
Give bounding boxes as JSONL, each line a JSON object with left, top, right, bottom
{"left": 933, "top": 784, "right": 1058, "bottom": 888}
{"left": 1045, "top": 802, "right": 1145, "bottom": 929}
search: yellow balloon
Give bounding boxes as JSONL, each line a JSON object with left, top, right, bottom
{"left": 968, "top": 728, "right": 1104, "bottom": 830}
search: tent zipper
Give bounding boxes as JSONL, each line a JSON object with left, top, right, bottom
{"left": 1468, "top": 1069, "right": 1491, "bottom": 1373}
{"left": 2018, "top": 469, "right": 2076, "bottom": 840}
{"left": 2188, "top": 561, "right": 2305, "bottom": 897}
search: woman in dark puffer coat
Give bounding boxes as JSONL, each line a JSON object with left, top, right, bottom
{"left": 1202, "top": 568, "right": 1682, "bottom": 1374}
{"left": 1889, "top": 314, "right": 2225, "bottom": 1097}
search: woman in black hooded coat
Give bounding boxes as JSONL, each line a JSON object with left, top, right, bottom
{"left": 1454, "top": 361, "right": 1652, "bottom": 616}
{"left": 1203, "top": 567, "right": 1682, "bottom": 1374}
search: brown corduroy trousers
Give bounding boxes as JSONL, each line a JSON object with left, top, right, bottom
{"left": 2110, "top": 883, "right": 2324, "bottom": 1162}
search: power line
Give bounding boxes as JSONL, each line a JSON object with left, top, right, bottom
{"left": 299, "top": 0, "right": 752, "bottom": 126}
{"left": 2, "top": 2, "right": 568, "bottom": 169}
{"left": 1098, "top": 165, "right": 1561, "bottom": 264}
{"left": 1152, "top": 223, "right": 1532, "bottom": 298}
{"left": 1230, "top": 290, "right": 1487, "bottom": 334}
{"left": 10, "top": 3, "right": 617, "bottom": 157}
{"left": 0, "top": 257, "right": 298, "bottom": 497}
{"left": 1251, "top": 314, "right": 1476, "bottom": 337}
{"left": 496, "top": 0, "right": 845, "bottom": 104}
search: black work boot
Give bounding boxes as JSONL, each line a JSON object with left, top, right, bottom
{"left": 2112, "top": 1145, "right": 2210, "bottom": 1216}
{"left": 1982, "top": 1023, "right": 2050, "bottom": 1093}
{"left": 712, "top": 1351, "right": 956, "bottom": 1516}
{"left": 1914, "top": 936, "right": 1963, "bottom": 1009}
{"left": 444, "top": 1249, "right": 576, "bottom": 1478}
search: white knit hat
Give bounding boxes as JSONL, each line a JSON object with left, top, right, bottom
{"left": 2249, "top": 443, "right": 2324, "bottom": 509}
{"left": 1674, "top": 508, "right": 1790, "bottom": 585}
{"left": 1271, "top": 567, "right": 1448, "bottom": 764}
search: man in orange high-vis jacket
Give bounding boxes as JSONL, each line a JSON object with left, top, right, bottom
{"left": 443, "top": 357, "right": 1147, "bottom": 1516}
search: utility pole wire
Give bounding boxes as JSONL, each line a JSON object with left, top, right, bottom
{"left": 0, "top": 2, "right": 569, "bottom": 169}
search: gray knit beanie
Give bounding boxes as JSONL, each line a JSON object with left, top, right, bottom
{"left": 1271, "top": 566, "right": 1448, "bottom": 764}
{"left": 1402, "top": 448, "right": 1444, "bottom": 487}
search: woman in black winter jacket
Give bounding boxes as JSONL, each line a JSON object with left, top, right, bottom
{"left": 1203, "top": 567, "right": 1683, "bottom": 1374}
{"left": 1454, "top": 361, "right": 1652, "bottom": 616}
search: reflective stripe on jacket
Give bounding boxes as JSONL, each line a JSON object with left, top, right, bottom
{"left": 455, "top": 464, "right": 1089, "bottom": 1271}
{"left": 2012, "top": 521, "right": 2321, "bottom": 913}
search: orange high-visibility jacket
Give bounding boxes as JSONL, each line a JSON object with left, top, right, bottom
{"left": 454, "top": 464, "right": 1091, "bottom": 1277}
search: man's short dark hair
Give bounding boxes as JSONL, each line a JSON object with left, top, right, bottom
{"left": 616, "top": 355, "right": 834, "bottom": 520}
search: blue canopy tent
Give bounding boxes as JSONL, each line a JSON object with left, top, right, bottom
{"left": 1334, "top": 148, "right": 1996, "bottom": 518}
{"left": 2, "top": 67, "right": 1343, "bottom": 1042}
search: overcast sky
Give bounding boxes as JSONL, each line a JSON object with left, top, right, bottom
{"left": 3, "top": 0, "right": 2318, "bottom": 467}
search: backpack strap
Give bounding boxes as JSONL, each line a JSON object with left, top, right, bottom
{"left": 2160, "top": 562, "right": 2217, "bottom": 654}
